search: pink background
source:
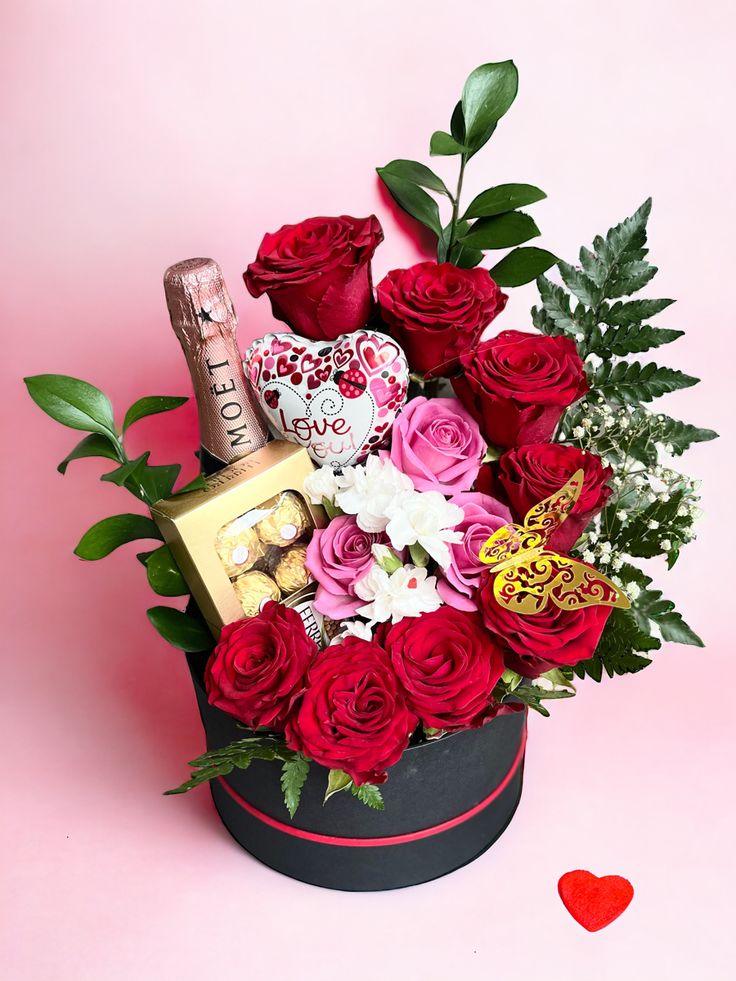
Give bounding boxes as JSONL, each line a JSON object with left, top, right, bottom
{"left": 3, "top": 2, "right": 734, "bottom": 978}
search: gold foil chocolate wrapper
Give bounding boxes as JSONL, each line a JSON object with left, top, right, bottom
{"left": 233, "top": 570, "right": 281, "bottom": 617}
{"left": 321, "top": 616, "right": 343, "bottom": 641}
{"left": 215, "top": 516, "right": 265, "bottom": 578}
{"left": 256, "top": 492, "right": 310, "bottom": 546}
{"left": 163, "top": 258, "right": 268, "bottom": 468}
{"left": 274, "top": 544, "right": 310, "bottom": 594}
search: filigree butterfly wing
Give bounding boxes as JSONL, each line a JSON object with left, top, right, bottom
{"left": 479, "top": 468, "right": 585, "bottom": 569}
{"left": 478, "top": 522, "right": 544, "bottom": 568}
{"left": 492, "top": 550, "right": 630, "bottom": 615}
{"left": 521, "top": 468, "right": 585, "bottom": 545}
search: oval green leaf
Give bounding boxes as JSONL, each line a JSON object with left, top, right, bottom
{"left": 25, "top": 374, "right": 117, "bottom": 441}
{"left": 101, "top": 452, "right": 150, "bottom": 488}
{"left": 123, "top": 395, "right": 189, "bottom": 432}
{"left": 324, "top": 768, "right": 352, "bottom": 802}
{"left": 173, "top": 472, "right": 208, "bottom": 496}
{"left": 147, "top": 606, "right": 212, "bottom": 652}
{"left": 376, "top": 170, "right": 443, "bottom": 237}
{"left": 461, "top": 212, "right": 540, "bottom": 250}
{"left": 429, "top": 131, "right": 468, "bottom": 156}
{"left": 57, "top": 433, "right": 121, "bottom": 474}
{"left": 376, "top": 159, "right": 450, "bottom": 196}
{"left": 139, "top": 462, "right": 181, "bottom": 503}
{"left": 74, "top": 513, "right": 163, "bottom": 560}
{"left": 461, "top": 61, "right": 518, "bottom": 149}
{"left": 146, "top": 544, "right": 188, "bottom": 596}
{"left": 462, "top": 183, "right": 547, "bottom": 221}
{"left": 490, "top": 247, "right": 559, "bottom": 287}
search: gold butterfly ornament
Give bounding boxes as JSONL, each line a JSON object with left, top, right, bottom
{"left": 478, "top": 469, "right": 630, "bottom": 616}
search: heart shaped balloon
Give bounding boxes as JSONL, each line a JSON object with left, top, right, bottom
{"left": 244, "top": 329, "right": 409, "bottom": 467}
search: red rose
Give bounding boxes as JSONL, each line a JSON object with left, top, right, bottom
{"left": 478, "top": 572, "right": 611, "bottom": 676}
{"left": 383, "top": 607, "right": 505, "bottom": 731}
{"left": 205, "top": 602, "right": 317, "bottom": 730}
{"left": 285, "top": 637, "right": 417, "bottom": 785}
{"left": 244, "top": 215, "right": 383, "bottom": 340}
{"left": 376, "top": 261, "right": 507, "bottom": 377}
{"left": 453, "top": 330, "right": 588, "bottom": 448}
{"left": 475, "top": 460, "right": 508, "bottom": 503}
{"left": 498, "top": 444, "right": 613, "bottom": 552}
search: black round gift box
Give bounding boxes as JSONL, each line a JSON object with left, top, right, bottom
{"left": 186, "top": 651, "right": 526, "bottom": 891}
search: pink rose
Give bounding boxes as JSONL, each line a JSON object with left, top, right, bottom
{"left": 389, "top": 397, "right": 485, "bottom": 494}
{"left": 437, "top": 492, "right": 511, "bottom": 612}
{"left": 305, "top": 514, "right": 389, "bottom": 619}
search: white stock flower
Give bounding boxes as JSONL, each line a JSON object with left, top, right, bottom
{"left": 331, "top": 619, "right": 374, "bottom": 644}
{"left": 303, "top": 466, "right": 340, "bottom": 504}
{"left": 334, "top": 455, "right": 414, "bottom": 532}
{"left": 354, "top": 564, "right": 442, "bottom": 623}
{"left": 383, "top": 490, "right": 463, "bottom": 569}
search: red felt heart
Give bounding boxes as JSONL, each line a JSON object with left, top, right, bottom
{"left": 558, "top": 870, "right": 633, "bottom": 932}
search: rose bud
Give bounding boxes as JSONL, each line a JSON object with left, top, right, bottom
{"left": 452, "top": 329, "right": 589, "bottom": 449}
{"left": 376, "top": 261, "right": 507, "bottom": 378}
{"left": 244, "top": 215, "right": 383, "bottom": 340}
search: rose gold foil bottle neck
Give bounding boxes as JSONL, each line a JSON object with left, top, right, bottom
{"left": 163, "top": 257, "right": 269, "bottom": 474}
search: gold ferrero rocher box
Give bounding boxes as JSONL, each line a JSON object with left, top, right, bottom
{"left": 151, "top": 440, "right": 326, "bottom": 638}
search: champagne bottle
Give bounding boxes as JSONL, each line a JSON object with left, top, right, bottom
{"left": 164, "top": 258, "right": 269, "bottom": 474}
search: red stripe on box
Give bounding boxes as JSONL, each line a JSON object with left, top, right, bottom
{"left": 215, "top": 723, "right": 526, "bottom": 847}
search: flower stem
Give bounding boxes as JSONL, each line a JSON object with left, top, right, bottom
{"left": 447, "top": 155, "right": 467, "bottom": 257}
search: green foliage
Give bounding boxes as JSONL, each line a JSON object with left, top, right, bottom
{"left": 617, "top": 564, "right": 703, "bottom": 646}
{"left": 166, "top": 737, "right": 310, "bottom": 819}
{"left": 587, "top": 323, "right": 684, "bottom": 357}
{"left": 143, "top": 544, "right": 188, "bottom": 596}
{"left": 532, "top": 201, "right": 715, "bottom": 684}
{"left": 572, "top": 608, "right": 659, "bottom": 682}
{"left": 57, "top": 433, "right": 121, "bottom": 474}
{"left": 489, "top": 247, "right": 558, "bottom": 288}
{"left": 375, "top": 164, "right": 443, "bottom": 236}
{"left": 74, "top": 513, "right": 163, "bottom": 559}
{"left": 462, "top": 183, "right": 546, "bottom": 220}
{"left": 460, "top": 211, "right": 540, "bottom": 250}
{"left": 146, "top": 606, "right": 212, "bottom": 652}
{"left": 281, "top": 754, "right": 310, "bottom": 818}
{"left": 324, "top": 769, "right": 352, "bottom": 801}
{"left": 493, "top": 673, "right": 576, "bottom": 717}
{"left": 461, "top": 61, "right": 518, "bottom": 147}
{"left": 122, "top": 395, "right": 188, "bottom": 432}
{"left": 429, "top": 131, "right": 468, "bottom": 156}
{"left": 351, "top": 782, "right": 385, "bottom": 811}
{"left": 502, "top": 683, "right": 576, "bottom": 717}
{"left": 26, "top": 374, "right": 205, "bottom": 653}
{"left": 25, "top": 374, "right": 117, "bottom": 442}
{"left": 591, "top": 361, "right": 698, "bottom": 403}
{"left": 377, "top": 60, "right": 556, "bottom": 285}
{"left": 324, "top": 770, "right": 385, "bottom": 811}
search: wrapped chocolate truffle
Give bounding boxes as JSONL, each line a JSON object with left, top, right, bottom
{"left": 215, "top": 515, "right": 265, "bottom": 578}
{"left": 255, "top": 491, "right": 310, "bottom": 546}
{"left": 321, "top": 616, "right": 344, "bottom": 642}
{"left": 233, "top": 570, "right": 281, "bottom": 617}
{"left": 273, "top": 544, "right": 310, "bottom": 594}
